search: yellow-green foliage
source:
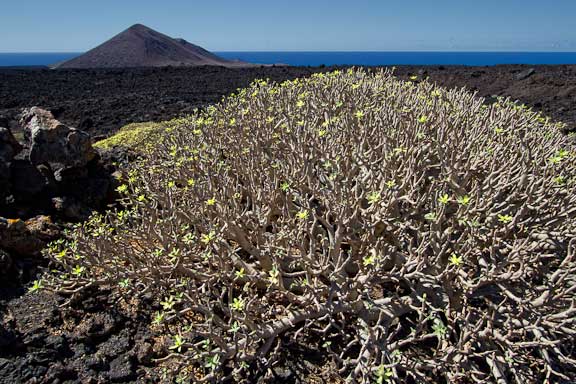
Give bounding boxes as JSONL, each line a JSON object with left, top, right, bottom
{"left": 47, "top": 69, "right": 576, "bottom": 383}
{"left": 94, "top": 117, "right": 193, "bottom": 152}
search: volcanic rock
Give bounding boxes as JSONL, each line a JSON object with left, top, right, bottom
{"left": 0, "top": 127, "right": 22, "bottom": 202}
{"left": 0, "top": 216, "right": 60, "bottom": 256}
{"left": 0, "top": 115, "right": 9, "bottom": 128}
{"left": 20, "top": 107, "right": 96, "bottom": 175}
{"left": 516, "top": 68, "right": 535, "bottom": 80}
{"left": 25, "top": 215, "right": 61, "bottom": 242}
{"left": 54, "top": 24, "right": 254, "bottom": 69}
{"left": 52, "top": 196, "right": 94, "bottom": 222}
{"left": 9, "top": 159, "right": 52, "bottom": 199}
{"left": 0, "top": 248, "right": 12, "bottom": 276}
{"left": 1, "top": 108, "right": 115, "bottom": 225}
{"left": 0, "top": 161, "right": 9, "bottom": 200}
{"left": 0, "top": 127, "right": 21, "bottom": 162}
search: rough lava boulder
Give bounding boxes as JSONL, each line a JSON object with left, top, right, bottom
{"left": 0, "top": 216, "right": 59, "bottom": 258}
{"left": 1, "top": 108, "right": 118, "bottom": 281}
{"left": 0, "top": 127, "right": 21, "bottom": 161}
{"left": 0, "top": 127, "right": 22, "bottom": 203}
{"left": 6, "top": 107, "right": 112, "bottom": 221}
{"left": 0, "top": 248, "right": 12, "bottom": 276}
{"left": 20, "top": 107, "right": 97, "bottom": 181}
{"left": 2, "top": 107, "right": 117, "bottom": 244}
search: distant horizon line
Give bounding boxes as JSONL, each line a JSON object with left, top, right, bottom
{"left": 2, "top": 50, "right": 576, "bottom": 54}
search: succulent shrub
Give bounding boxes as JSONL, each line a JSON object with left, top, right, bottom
{"left": 46, "top": 69, "right": 576, "bottom": 383}
{"left": 94, "top": 120, "right": 185, "bottom": 151}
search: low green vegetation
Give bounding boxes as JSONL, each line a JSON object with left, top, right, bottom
{"left": 43, "top": 69, "right": 576, "bottom": 383}
{"left": 94, "top": 119, "right": 186, "bottom": 152}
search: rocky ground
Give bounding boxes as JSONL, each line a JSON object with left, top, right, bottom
{"left": 1, "top": 64, "right": 576, "bottom": 383}
{"left": 393, "top": 64, "right": 576, "bottom": 134}
{"left": 0, "top": 108, "right": 129, "bottom": 383}
{"left": 1, "top": 65, "right": 575, "bottom": 138}
{"left": 0, "top": 66, "right": 329, "bottom": 138}
{"left": 0, "top": 289, "right": 155, "bottom": 383}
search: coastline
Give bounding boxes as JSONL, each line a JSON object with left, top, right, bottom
{"left": 2, "top": 51, "right": 576, "bottom": 67}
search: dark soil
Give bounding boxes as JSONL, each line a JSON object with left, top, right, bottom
{"left": 1, "top": 64, "right": 576, "bottom": 383}
{"left": 1, "top": 65, "right": 575, "bottom": 138}
{"left": 0, "top": 66, "right": 331, "bottom": 138}
{"left": 0, "top": 284, "right": 337, "bottom": 384}
{"left": 393, "top": 64, "right": 576, "bottom": 133}
{"left": 0, "top": 288, "right": 155, "bottom": 384}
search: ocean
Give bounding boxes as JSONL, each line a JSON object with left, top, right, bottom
{"left": 1, "top": 51, "right": 576, "bottom": 67}
{"left": 218, "top": 51, "right": 576, "bottom": 66}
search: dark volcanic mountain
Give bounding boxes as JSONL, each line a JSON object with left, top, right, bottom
{"left": 54, "top": 24, "right": 253, "bottom": 69}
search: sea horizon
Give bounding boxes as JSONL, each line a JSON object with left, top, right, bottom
{"left": 2, "top": 51, "right": 576, "bottom": 67}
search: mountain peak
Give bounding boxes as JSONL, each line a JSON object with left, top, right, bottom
{"left": 54, "top": 25, "right": 254, "bottom": 69}
{"left": 124, "top": 24, "right": 156, "bottom": 34}
{"left": 127, "top": 23, "right": 148, "bottom": 30}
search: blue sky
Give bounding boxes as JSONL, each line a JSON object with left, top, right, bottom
{"left": 1, "top": 0, "right": 575, "bottom": 52}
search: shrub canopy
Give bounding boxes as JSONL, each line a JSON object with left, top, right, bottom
{"left": 93, "top": 121, "right": 181, "bottom": 152}
{"left": 48, "top": 69, "right": 576, "bottom": 383}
